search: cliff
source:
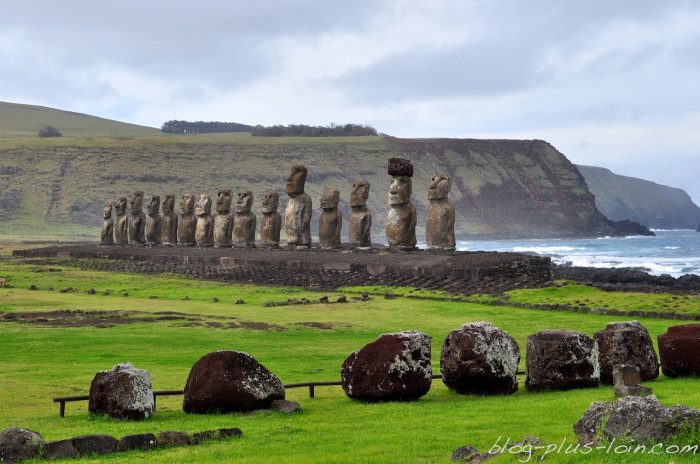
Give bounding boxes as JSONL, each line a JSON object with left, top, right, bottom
{"left": 577, "top": 165, "right": 700, "bottom": 230}
{"left": 0, "top": 134, "right": 621, "bottom": 240}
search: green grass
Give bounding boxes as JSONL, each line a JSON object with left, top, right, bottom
{"left": 1, "top": 259, "right": 699, "bottom": 463}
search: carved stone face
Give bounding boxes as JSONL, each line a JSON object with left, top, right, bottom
{"left": 103, "top": 202, "right": 112, "bottom": 219}
{"left": 162, "top": 194, "right": 175, "bottom": 214}
{"left": 320, "top": 188, "right": 340, "bottom": 210}
{"left": 147, "top": 195, "right": 161, "bottom": 215}
{"left": 130, "top": 191, "right": 144, "bottom": 213}
{"left": 180, "top": 194, "right": 195, "bottom": 215}
{"left": 389, "top": 176, "right": 412, "bottom": 206}
{"left": 262, "top": 191, "right": 279, "bottom": 213}
{"left": 216, "top": 189, "right": 232, "bottom": 214}
{"left": 428, "top": 174, "right": 451, "bottom": 200}
{"left": 195, "top": 194, "right": 212, "bottom": 216}
{"left": 350, "top": 180, "right": 370, "bottom": 207}
{"left": 236, "top": 190, "right": 253, "bottom": 213}
{"left": 286, "top": 165, "right": 307, "bottom": 196}
{"left": 115, "top": 197, "right": 127, "bottom": 215}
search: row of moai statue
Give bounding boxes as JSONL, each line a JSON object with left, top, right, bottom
{"left": 100, "top": 159, "right": 455, "bottom": 250}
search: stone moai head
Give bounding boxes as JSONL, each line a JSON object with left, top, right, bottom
{"left": 262, "top": 191, "right": 279, "bottom": 213}
{"left": 115, "top": 196, "right": 127, "bottom": 215}
{"left": 216, "top": 189, "right": 232, "bottom": 214}
{"left": 428, "top": 174, "right": 451, "bottom": 200}
{"left": 195, "top": 194, "right": 212, "bottom": 216}
{"left": 147, "top": 195, "right": 161, "bottom": 215}
{"left": 320, "top": 188, "right": 340, "bottom": 210}
{"left": 388, "top": 158, "right": 413, "bottom": 206}
{"left": 103, "top": 202, "right": 113, "bottom": 219}
{"left": 236, "top": 190, "right": 254, "bottom": 213}
{"left": 162, "top": 194, "right": 175, "bottom": 214}
{"left": 350, "top": 180, "right": 370, "bottom": 207}
{"left": 180, "top": 194, "right": 195, "bottom": 215}
{"left": 130, "top": 191, "right": 144, "bottom": 214}
{"left": 285, "top": 165, "right": 308, "bottom": 197}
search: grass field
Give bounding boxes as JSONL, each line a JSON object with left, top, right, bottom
{"left": 1, "top": 257, "right": 699, "bottom": 463}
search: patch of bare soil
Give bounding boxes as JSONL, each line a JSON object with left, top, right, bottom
{"left": 0, "top": 309, "right": 287, "bottom": 330}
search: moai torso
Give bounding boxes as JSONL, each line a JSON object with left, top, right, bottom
{"left": 177, "top": 194, "right": 196, "bottom": 246}
{"left": 386, "top": 159, "right": 416, "bottom": 250}
{"left": 128, "top": 191, "right": 146, "bottom": 245}
{"left": 319, "top": 188, "right": 342, "bottom": 248}
{"left": 233, "top": 190, "right": 256, "bottom": 247}
{"left": 114, "top": 197, "right": 128, "bottom": 245}
{"left": 145, "top": 195, "right": 161, "bottom": 245}
{"left": 213, "top": 189, "right": 233, "bottom": 248}
{"left": 194, "top": 194, "right": 214, "bottom": 248}
{"left": 160, "top": 194, "right": 178, "bottom": 246}
{"left": 100, "top": 202, "right": 114, "bottom": 246}
{"left": 260, "top": 191, "right": 281, "bottom": 248}
{"left": 284, "top": 165, "right": 312, "bottom": 247}
{"left": 426, "top": 174, "right": 455, "bottom": 250}
{"left": 348, "top": 180, "right": 371, "bottom": 248}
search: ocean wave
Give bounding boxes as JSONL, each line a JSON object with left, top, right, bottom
{"left": 513, "top": 246, "right": 586, "bottom": 254}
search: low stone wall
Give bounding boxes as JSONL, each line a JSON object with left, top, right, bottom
{"left": 13, "top": 245, "right": 552, "bottom": 295}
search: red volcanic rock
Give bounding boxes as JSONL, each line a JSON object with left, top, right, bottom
{"left": 89, "top": 362, "right": 154, "bottom": 420}
{"left": 341, "top": 330, "right": 432, "bottom": 402}
{"left": 387, "top": 158, "right": 413, "bottom": 177}
{"left": 658, "top": 324, "right": 700, "bottom": 377}
{"left": 594, "top": 321, "right": 659, "bottom": 384}
{"left": 525, "top": 330, "right": 600, "bottom": 392}
{"left": 183, "top": 350, "right": 285, "bottom": 414}
{"left": 440, "top": 322, "right": 520, "bottom": 395}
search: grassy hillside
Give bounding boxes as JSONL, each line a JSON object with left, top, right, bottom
{"left": 0, "top": 101, "right": 160, "bottom": 138}
{"left": 0, "top": 133, "right": 616, "bottom": 241}
{"left": 577, "top": 165, "right": 700, "bottom": 229}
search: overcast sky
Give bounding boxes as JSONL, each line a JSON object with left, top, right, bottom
{"left": 2, "top": 0, "right": 700, "bottom": 205}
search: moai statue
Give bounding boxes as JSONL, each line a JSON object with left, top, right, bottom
{"left": 128, "top": 191, "right": 146, "bottom": 246}
{"left": 145, "top": 195, "right": 162, "bottom": 246}
{"left": 177, "top": 194, "right": 197, "bottom": 246}
{"left": 425, "top": 174, "right": 456, "bottom": 250}
{"left": 160, "top": 194, "right": 178, "bottom": 246}
{"left": 194, "top": 194, "right": 214, "bottom": 248}
{"left": 284, "top": 165, "right": 312, "bottom": 248}
{"left": 114, "top": 196, "right": 128, "bottom": 245}
{"left": 319, "top": 188, "right": 342, "bottom": 248}
{"left": 214, "top": 189, "right": 233, "bottom": 248}
{"left": 260, "top": 191, "right": 281, "bottom": 248}
{"left": 386, "top": 158, "right": 416, "bottom": 250}
{"left": 100, "top": 202, "right": 114, "bottom": 246}
{"left": 348, "top": 180, "right": 371, "bottom": 248}
{"left": 233, "top": 190, "right": 256, "bottom": 247}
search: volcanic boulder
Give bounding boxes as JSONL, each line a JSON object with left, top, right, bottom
{"left": 183, "top": 350, "right": 285, "bottom": 414}
{"left": 574, "top": 395, "right": 700, "bottom": 443}
{"left": 594, "top": 320, "right": 659, "bottom": 384}
{"left": 0, "top": 427, "right": 44, "bottom": 463}
{"left": 341, "top": 330, "right": 432, "bottom": 402}
{"left": 525, "top": 330, "right": 600, "bottom": 392}
{"left": 658, "top": 324, "right": 700, "bottom": 377}
{"left": 440, "top": 322, "right": 520, "bottom": 395}
{"left": 88, "top": 362, "right": 155, "bottom": 420}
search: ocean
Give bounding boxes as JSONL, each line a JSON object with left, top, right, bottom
{"left": 453, "top": 229, "right": 700, "bottom": 278}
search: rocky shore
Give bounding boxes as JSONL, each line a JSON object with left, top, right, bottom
{"left": 553, "top": 264, "right": 700, "bottom": 292}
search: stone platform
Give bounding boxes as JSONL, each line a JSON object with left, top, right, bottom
{"left": 12, "top": 245, "right": 552, "bottom": 295}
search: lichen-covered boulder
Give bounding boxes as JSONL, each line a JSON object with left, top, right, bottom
{"left": 525, "top": 330, "right": 600, "bottom": 392}
{"left": 574, "top": 395, "right": 700, "bottom": 443}
{"left": 594, "top": 320, "right": 658, "bottom": 384}
{"left": 341, "top": 330, "right": 432, "bottom": 402}
{"left": 0, "top": 427, "right": 44, "bottom": 463}
{"left": 89, "top": 362, "right": 154, "bottom": 420}
{"left": 658, "top": 324, "right": 700, "bottom": 377}
{"left": 183, "top": 350, "right": 285, "bottom": 414}
{"left": 440, "top": 322, "right": 520, "bottom": 395}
